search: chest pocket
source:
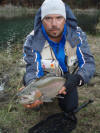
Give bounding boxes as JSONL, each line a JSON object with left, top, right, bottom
{"left": 65, "top": 41, "right": 78, "bottom": 73}
{"left": 41, "top": 41, "right": 62, "bottom": 76}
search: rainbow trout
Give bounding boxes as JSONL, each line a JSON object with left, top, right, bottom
{"left": 17, "top": 75, "right": 66, "bottom": 104}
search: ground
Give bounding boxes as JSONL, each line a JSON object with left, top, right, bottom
{"left": 0, "top": 35, "right": 100, "bottom": 133}
{"left": 72, "top": 35, "right": 100, "bottom": 133}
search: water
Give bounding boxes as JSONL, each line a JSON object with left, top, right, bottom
{"left": 0, "top": 12, "right": 99, "bottom": 51}
{"left": 0, "top": 16, "right": 34, "bottom": 50}
{"left": 75, "top": 13, "right": 100, "bottom": 33}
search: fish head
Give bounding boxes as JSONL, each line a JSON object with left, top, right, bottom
{"left": 17, "top": 89, "right": 42, "bottom": 105}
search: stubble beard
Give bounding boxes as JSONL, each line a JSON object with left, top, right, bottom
{"left": 47, "top": 30, "right": 63, "bottom": 39}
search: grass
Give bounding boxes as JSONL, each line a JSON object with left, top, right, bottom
{"left": 72, "top": 34, "right": 100, "bottom": 133}
{"left": 0, "top": 44, "right": 39, "bottom": 132}
{"left": 0, "top": 40, "right": 42, "bottom": 132}
{"left": 0, "top": 104, "right": 40, "bottom": 133}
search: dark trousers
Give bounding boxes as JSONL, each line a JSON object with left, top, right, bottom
{"left": 58, "top": 87, "right": 78, "bottom": 113}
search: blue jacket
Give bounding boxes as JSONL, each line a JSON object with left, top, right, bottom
{"left": 23, "top": 4, "right": 95, "bottom": 86}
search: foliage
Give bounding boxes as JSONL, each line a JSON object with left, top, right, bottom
{"left": 0, "top": 0, "right": 100, "bottom": 8}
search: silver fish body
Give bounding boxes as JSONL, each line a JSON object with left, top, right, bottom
{"left": 17, "top": 75, "right": 66, "bottom": 104}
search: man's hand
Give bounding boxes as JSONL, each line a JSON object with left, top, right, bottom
{"left": 58, "top": 86, "right": 67, "bottom": 95}
{"left": 23, "top": 100, "right": 43, "bottom": 109}
{"left": 59, "top": 73, "right": 84, "bottom": 95}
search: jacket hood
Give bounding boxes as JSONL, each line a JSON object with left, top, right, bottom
{"left": 33, "top": 4, "right": 77, "bottom": 34}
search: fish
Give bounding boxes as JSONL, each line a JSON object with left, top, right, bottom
{"left": 17, "top": 75, "right": 66, "bottom": 105}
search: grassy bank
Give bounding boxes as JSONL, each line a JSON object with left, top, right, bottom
{"left": 0, "top": 5, "right": 37, "bottom": 18}
{"left": 0, "top": 5, "right": 100, "bottom": 18}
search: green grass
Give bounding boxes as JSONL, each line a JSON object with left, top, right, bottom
{"left": 0, "top": 100, "right": 40, "bottom": 133}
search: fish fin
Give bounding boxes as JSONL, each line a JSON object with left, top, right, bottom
{"left": 42, "top": 96, "right": 53, "bottom": 102}
{"left": 56, "top": 95, "right": 64, "bottom": 99}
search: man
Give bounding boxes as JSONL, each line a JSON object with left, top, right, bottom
{"left": 23, "top": 0, "right": 95, "bottom": 114}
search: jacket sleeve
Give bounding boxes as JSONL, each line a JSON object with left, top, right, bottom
{"left": 23, "top": 32, "right": 44, "bottom": 86}
{"left": 76, "top": 27, "right": 95, "bottom": 84}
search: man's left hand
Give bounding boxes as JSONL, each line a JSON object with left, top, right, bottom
{"left": 59, "top": 73, "right": 84, "bottom": 94}
{"left": 58, "top": 86, "right": 67, "bottom": 95}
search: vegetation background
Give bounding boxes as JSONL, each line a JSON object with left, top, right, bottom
{"left": 0, "top": 0, "right": 100, "bottom": 8}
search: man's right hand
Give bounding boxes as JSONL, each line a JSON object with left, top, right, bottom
{"left": 23, "top": 100, "right": 43, "bottom": 109}
{"left": 18, "top": 86, "right": 43, "bottom": 109}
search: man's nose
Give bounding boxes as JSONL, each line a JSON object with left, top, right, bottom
{"left": 52, "top": 18, "right": 57, "bottom": 26}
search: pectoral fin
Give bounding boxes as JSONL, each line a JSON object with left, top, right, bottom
{"left": 42, "top": 95, "right": 53, "bottom": 102}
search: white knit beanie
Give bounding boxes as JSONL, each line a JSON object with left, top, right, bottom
{"left": 41, "top": 0, "right": 66, "bottom": 20}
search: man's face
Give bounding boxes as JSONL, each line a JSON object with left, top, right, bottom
{"left": 42, "top": 14, "right": 66, "bottom": 39}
